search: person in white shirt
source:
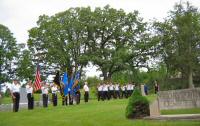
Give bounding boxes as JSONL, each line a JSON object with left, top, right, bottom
{"left": 10, "top": 79, "right": 21, "bottom": 112}
{"left": 97, "top": 83, "right": 103, "bottom": 101}
{"left": 83, "top": 82, "right": 89, "bottom": 103}
{"left": 130, "top": 83, "right": 135, "bottom": 94}
{"left": 41, "top": 82, "right": 49, "bottom": 107}
{"left": 26, "top": 80, "right": 34, "bottom": 110}
{"left": 114, "top": 84, "right": 120, "bottom": 99}
{"left": 127, "top": 84, "right": 131, "bottom": 97}
{"left": 121, "top": 84, "right": 127, "bottom": 98}
{"left": 102, "top": 83, "right": 109, "bottom": 100}
{"left": 109, "top": 83, "right": 114, "bottom": 99}
{"left": 51, "top": 84, "right": 58, "bottom": 106}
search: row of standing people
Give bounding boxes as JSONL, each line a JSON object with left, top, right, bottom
{"left": 10, "top": 80, "right": 60, "bottom": 112}
{"left": 97, "top": 83, "right": 135, "bottom": 101}
{"left": 9, "top": 79, "right": 86, "bottom": 112}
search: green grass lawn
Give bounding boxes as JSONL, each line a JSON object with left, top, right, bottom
{"left": 161, "top": 108, "right": 200, "bottom": 115}
{"left": 0, "top": 97, "right": 200, "bottom": 126}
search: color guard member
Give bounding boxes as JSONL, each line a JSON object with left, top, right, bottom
{"left": 51, "top": 84, "right": 58, "bottom": 106}
{"left": 26, "top": 80, "right": 34, "bottom": 110}
{"left": 83, "top": 82, "right": 89, "bottom": 103}
{"left": 10, "top": 79, "right": 21, "bottom": 112}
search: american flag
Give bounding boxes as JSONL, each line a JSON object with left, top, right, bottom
{"left": 34, "top": 65, "right": 42, "bottom": 91}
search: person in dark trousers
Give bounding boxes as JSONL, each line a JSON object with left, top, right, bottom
{"left": 114, "top": 84, "right": 120, "bottom": 99}
{"left": 51, "top": 84, "right": 58, "bottom": 106}
{"left": 109, "top": 83, "right": 114, "bottom": 99}
{"left": 102, "top": 83, "right": 109, "bottom": 100}
{"left": 69, "top": 91, "right": 73, "bottom": 105}
{"left": 97, "top": 84, "right": 103, "bottom": 101}
{"left": 154, "top": 80, "right": 159, "bottom": 94}
{"left": 10, "top": 79, "right": 21, "bottom": 112}
{"left": 83, "top": 82, "right": 89, "bottom": 103}
{"left": 41, "top": 82, "right": 49, "bottom": 108}
{"left": 26, "top": 80, "right": 34, "bottom": 110}
{"left": 62, "top": 95, "right": 68, "bottom": 106}
{"left": 121, "top": 85, "right": 126, "bottom": 98}
{"left": 144, "top": 84, "right": 148, "bottom": 95}
{"left": 126, "top": 84, "right": 131, "bottom": 97}
{"left": 75, "top": 90, "right": 81, "bottom": 104}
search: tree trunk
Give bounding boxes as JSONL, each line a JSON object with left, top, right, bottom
{"left": 188, "top": 40, "right": 194, "bottom": 89}
{"left": 107, "top": 73, "right": 112, "bottom": 82}
{"left": 102, "top": 71, "right": 108, "bottom": 81}
{"left": 188, "top": 67, "right": 194, "bottom": 88}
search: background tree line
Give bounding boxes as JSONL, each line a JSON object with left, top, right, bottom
{"left": 0, "top": 2, "right": 200, "bottom": 90}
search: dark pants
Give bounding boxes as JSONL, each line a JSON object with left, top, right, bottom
{"left": 103, "top": 91, "right": 109, "bottom": 100}
{"left": 62, "top": 96, "right": 68, "bottom": 106}
{"left": 76, "top": 91, "right": 81, "bottom": 104}
{"left": 155, "top": 87, "right": 158, "bottom": 94}
{"left": 109, "top": 90, "right": 114, "bottom": 99}
{"left": 97, "top": 91, "right": 102, "bottom": 101}
{"left": 127, "top": 90, "right": 131, "bottom": 97}
{"left": 13, "top": 92, "right": 20, "bottom": 112}
{"left": 52, "top": 94, "right": 57, "bottom": 106}
{"left": 125, "top": 91, "right": 128, "bottom": 98}
{"left": 69, "top": 93, "right": 73, "bottom": 105}
{"left": 108, "top": 91, "right": 111, "bottom": 100}
{"left": 131, "top": 90, "right": 133, "bottom": 95}
{"left": 115, "top": 91, "right": 120, "bottom": 99}
{"left": 121, "top": 91, "right": 126, "bottom": 98}
{"left": 84, "top": 91, "right": 89, "bottom": 102}
{"left": 27, "top": 93, "right": 34, "bottom": 109}
{"left": 42, "top": 94, "right": 48, "bottom": 107}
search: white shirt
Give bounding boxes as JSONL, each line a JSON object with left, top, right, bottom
{"left": 26, "top": 85, "right": 33, "bottom": 94}
{"left": 130, "top": 85, "right": 134, "bottom": 90}
{"left": 103, "top": 85, "right": 108, "bottom": 91}
{"left": 115, "top": 85, "right": 119, "bottom": 91}
{"left": 98, "top": 85, "right": 103, "bottom": 91}
{"left": 109, "top": 85, "right": 114, "bottom": 90}
{"left": 41, "top": 86, "right": 48, "bottom": 94}
{"left": 10, "top": 84, "right": 21, "bottom": 93}
{"left": 51, "top": 86, "right": 58, "bottom": 94}
{"left": 127, "top": 84, "right": 131, "bottom": 90}
{"left": 83, "top": 84, "right": 89, "bottom": 92}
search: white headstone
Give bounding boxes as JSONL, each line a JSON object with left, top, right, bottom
{"left": 141, "top": 84, "right": 145, "bottom": 96}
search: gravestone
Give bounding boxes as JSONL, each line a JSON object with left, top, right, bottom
{"left": 150, "top": 98, "right": 160, "bottom": 117}
{"left": 20, "top": 88, "right": 27, "bottom": 103}
{"left": 141, "top": 84, "right": 145, "bottom": 96}
{"left": 158, "top": 88, "right": 200, "bottom": 110}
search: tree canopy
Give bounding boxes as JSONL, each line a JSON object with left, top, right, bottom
{"left": 28, "top": 5, "right": 152, "bottom": 81}
{"left": 0, "top": 24, "right": 18, "bottom": 82}
{"left": 152, "top": 2, "right": 200, "bottom": 88}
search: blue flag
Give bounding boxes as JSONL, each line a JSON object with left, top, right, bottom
{"left": 62, "top": 72, "right": 68, "bottom": 96}
{"left": 73, "top": 85, "right": 80, "bottom": 94}
{"left": 68, "top": 75, "right": 74, "bottom": 94}
{"left": 73, "top": 71, "right": 80, "bottom": 88}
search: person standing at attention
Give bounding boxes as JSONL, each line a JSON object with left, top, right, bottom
{"left": 26, "top": 80, "right": 34, "bottom": 110}
{"left": 154, "top": 80, "right": 159, "bottom": 94}
{"left": 10, "top": 79, "right": 21, "bottom": 112}
{"left": 144, "top": 83, "right": 148, "bottom": 95}
{"left": 41, "top": 82, "right": 49, "bottom": 107}
{"left": 109, "top": 83, "right": 114, "bottom": 99}
{"left": 97, "top": 83, "right": 102, "bottom": 101}
{"left": 83, "top": 82, "right": 89, "bottom": 103}
{"left": 51, "top": 84, "right": 58, "bottom": 106}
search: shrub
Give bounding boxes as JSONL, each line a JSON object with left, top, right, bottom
{"left": 125, "top": 89, "right": 150, "bottom": 119}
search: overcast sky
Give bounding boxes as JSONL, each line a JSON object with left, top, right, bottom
{"left": 0, "top": 0, "right": 200, "bottom": 77}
